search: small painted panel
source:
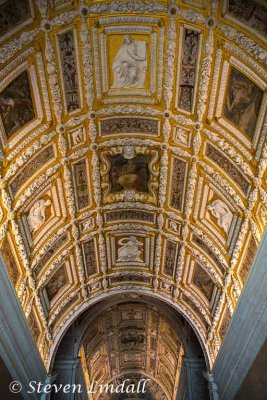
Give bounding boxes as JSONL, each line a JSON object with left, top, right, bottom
{"left": 58, "top": 30, "right": 80, "bottom": 112}
{"left": 170, "top": 157, "right": 187, "bottom": 211}
{"left": 178, "top": 29, "right": 200, "bottom": 112}
{"left": 1, "top": 237, "right": 19, "bottom": 286}
{"left": 240, "top": 235, "right": 257, "bottom": 284}
{"left": 73, "top": 159, "right": 90, "bottom": 210}
{"left": 163, "top": 240, "right": 178, "bottom": 277}
{"left": 82, "top": 239, "right": 97, "bottom": 278}
{"left": 0, "top": 0, "right": 31, "bottom": 37}
{"left": 219, "top": 305, "right": 231, "bottom": 341}
{"left": 0, "top": 71, "right": 35, "bottom": 138}
{"left": 228, "top": 0, "right": 267, "bottom": 35}
{"left": 193, "top": 263, "right": 215, "bottom": 302}
{"left": 45, "top": 266, "right": 67, "bottom": 302}
{"left": 28, "top": 309, "right": 41, "bottom": 343}
{"left": 224, "top": 67, "right": 263, "bottom": 138}
{"left": 108, "top": 154, "right": 150, "bottom": 193}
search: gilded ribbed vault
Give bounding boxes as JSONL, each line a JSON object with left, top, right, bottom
{"left": 79, "top": 303, "right": 183, "bottom": 399}
{"left": 0, "top": 0, "right": 266, "bottom": 374}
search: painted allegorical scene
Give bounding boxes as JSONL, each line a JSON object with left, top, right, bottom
{"left": 108, "top": 154, "right": 150, "bottom": 193}
{"left": 0, "top": 0, "right": 31, "bottom": 37}
{"left": 224, "top": 67, "right": 263, "bottom": 138}
{"left": 0, "top": 71, "right": 35, "bottom": 139}
{"left": 228, "top": 0, "right": 267, "bottom": 35}
{"left": 45, "top": 267, "right": 67, "bottom": 303}
{"left": 193, "top": 263, "right": 215, "bottom": 302}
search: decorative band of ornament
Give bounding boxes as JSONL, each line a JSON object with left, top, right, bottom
{"left": 206, "top": 143, "right": 250, "bottom": 195}
{"left": 100, "top": 117, "right": 159, "bottom": 136}
{"left": 105, "top": 210, "right": 155, "bottom": 223}
{"left": 10, "top": 145, "right": 54, "bottom": 195}
{"left": 110, "top": 275, "right": 151, "bottom": 284}
{"left": 192, "top": 234, "right": 225, "bottom": 274}
{"left": 34, "top": 233, "right": 69, "bottom": 277}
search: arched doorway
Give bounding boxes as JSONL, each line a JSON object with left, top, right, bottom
{"left": 50, "top": 293, "right": 210, "bottom": 400}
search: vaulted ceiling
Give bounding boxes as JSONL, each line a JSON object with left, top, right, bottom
{"left": 80, "top": 303, "right": 182, "bottom": 399}
{"left": 0, "top": 0, "right": 266, "bottom": 373}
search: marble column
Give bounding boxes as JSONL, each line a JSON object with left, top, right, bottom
{"left": 212, "top": 228, "right": 267, "bottom": 399}
{"left": 176, "top": 359, "right": 187, "bottom": 400}
{"left": 183, "top": 355, "right": 209, "bottom": 400}
{"left": 0, "top": 254, "right": 46, "bottom": 400}
{"left": 51, "top": 358, "right": 87, "bottom": 400}
{"left": 203, "top": 372, "right": 219, "bottom": 400}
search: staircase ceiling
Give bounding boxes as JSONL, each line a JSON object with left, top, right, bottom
{"left": 0, "top": 0, "right": 266, "bottom": 369}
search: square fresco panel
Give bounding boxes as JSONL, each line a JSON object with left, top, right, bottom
{"left": 0, "top": 71, "right": 35, "bottom": 139}
{"left": 224, "top": 67, "right": 263, "bottom": 138}
{"left": 108, "top": 154, "right": 150, "bottom": 193}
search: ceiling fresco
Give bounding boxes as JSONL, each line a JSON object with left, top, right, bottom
{"left": 0, "top": 0, "right": 266, "bottom": 378}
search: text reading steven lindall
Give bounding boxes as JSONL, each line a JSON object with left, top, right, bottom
{"left": 9, "top": 378, "right": 150, "bottom": 395}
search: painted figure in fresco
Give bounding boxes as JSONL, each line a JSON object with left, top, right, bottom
{"left": 112, "top": 35, "right": 147, "bottom": 88}
{"left": 27, "top": 198, "right": 52, "bottom": 234}
{"left": 228, "top": 0, "right": 267, "bottom": 35}
{"left": 117, "top": 236, "right": 143, "bottom": 262}
{"left": 193, "top": 264, "right": 214, "bottom": 301}
{"left": 0, "top": 71, "right": 35, "bottom": 138}
{"left": 224, "top": 68, "right": 263, "bottom": 138}
{"left": 45, "top": 269, "right": 66, "bottom": 301}
{"left": 207, "top": 199, "right": 233, "bottom": 233}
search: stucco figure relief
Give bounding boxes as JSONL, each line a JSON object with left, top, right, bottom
{"left": 207, "top": 199, "right": 233, "bottom": 233}
{"left": 112, "top": 35, "right": 148, "bottom": 89}
{"left": 176, "top": 127, "right": 189, "bottom": 145}
{"left": 27, "top": 198, "right": 52, "bottom": 233}
{"left": 117, "top": 236, "right": 143, "bottom": 262}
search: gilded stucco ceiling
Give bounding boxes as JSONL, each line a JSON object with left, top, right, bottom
{"left": 79, "top": 303, "right": 183, "bottom": 399}
{"left": 0, "top": 0, "right": 266, "bottom": 374}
